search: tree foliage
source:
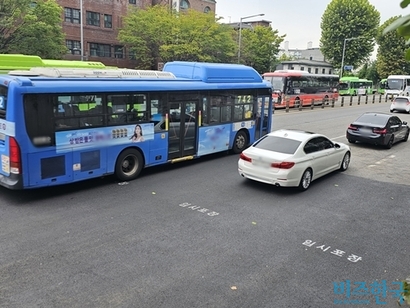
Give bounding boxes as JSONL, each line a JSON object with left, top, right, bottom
{"left": 119, "top": 6, "right": 236, "bottom": 69}
{"left": 119, "top": 5, "right": 283, "bottom": 71}
{"left": 239, "top": 26, "right": 285, "bottom": 73}
{"left": 0, "top": 0, "right": 66, "bottom": 58}
{"left": 320, "top": 0, "right": 380, "bottom": 74}
{"left": 357, "top": 60, "right": 379, "bottom": 84}
{"left": 383, "top": 0, "right": 410, "bottom": 61}
{"left": 376, "top": 16, "right": 410, "bottom": 78}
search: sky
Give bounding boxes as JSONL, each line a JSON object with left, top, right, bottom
{"left": 215, "top": 0, "right": 405, "bottom": 50}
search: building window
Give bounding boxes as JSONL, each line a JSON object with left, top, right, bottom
{"left": 329, "top": 69, "right": 332, "bottom": 74}
{"left": 300, "top": 67, "right": 304, "bottom": 71}
{"left": 180, "top": 0, "right": 190, "bottom": 9}
{"left": 114, "top": 46, "right": 124, "bottom": 59}
{"left": 129, "top": 50, "right": 136, "bottom": 60}
{"left": 291, "top": 67, "right": 294, "bottom": 70}
{"left": 90, "top": 43, "right": 111, "bottom": 57}
{"left": 66, "top": 40, "right": 81, "bottom": 55}
{"left": 308, "top": 68, "right": 311, "bottom": 73}
{"left": 129, "top": 0, "right": 136, "bottom": 4}
{"left": 315, "top": 68, "right": 318, "bottom": 74}
{"left": 104, "top": 14, "right": 112, "bottom": 28}
{"left": 204, "top": 6, "right": 211, "bottom": 13}
{"left": 64, "top": 7, "right": 80, "bottom": 24}
{"left": 86, "top": 11, "right": 100, "bottom": 27}
{"left": 322, "top": 68, "right": 325, "bottom": 74}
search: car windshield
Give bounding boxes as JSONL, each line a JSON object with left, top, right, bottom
{"left": 355, "top": 114, "right": 388, "bottom": 126}
{"left": 253, "top": 136, "right": 301, "bottom": 154}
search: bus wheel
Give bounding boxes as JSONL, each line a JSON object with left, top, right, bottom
{"left": 115, "top": 149, "right": 143, "bottom": 182}
{"left": 232, "top": 130, "right": 249, "bottom": 154}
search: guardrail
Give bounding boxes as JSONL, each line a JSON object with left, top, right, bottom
{"left": 279, "top": 94, "right": 391, "bottom": 113}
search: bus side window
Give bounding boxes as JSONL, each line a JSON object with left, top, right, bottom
{"left": 24, "top": 94, "right": 54, "bottom": 146}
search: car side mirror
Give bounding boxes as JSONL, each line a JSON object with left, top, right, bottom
{"left": 334, "top": 143, "right": 340, "bottom": 149}
{"left": 403, "top": 121, "right": 407, "bottom": 125}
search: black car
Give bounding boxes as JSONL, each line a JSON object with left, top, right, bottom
{"left": 346, "top": 112, "right": 410, "bottom": 148}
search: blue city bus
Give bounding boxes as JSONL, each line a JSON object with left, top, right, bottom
{"left": 0, "top": 61, "right": 273, "bottom": 189}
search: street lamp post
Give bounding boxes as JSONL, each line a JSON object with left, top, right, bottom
{"left": 80, "top": 0, "right": 84, "bottom": 61}
{"left": 237, "top": 13, "right": 264, "bottom": 63}
{"left": 340, "top": 37, "right": 363, "bottom": 78}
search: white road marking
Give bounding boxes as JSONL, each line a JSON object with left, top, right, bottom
{"left": 332, "top": 135, "right": 346, "bottom": 140}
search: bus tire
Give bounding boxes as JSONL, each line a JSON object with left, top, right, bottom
{"left": 115, "top": 148, "right": 143, "bottom": 182}
{"left": 232, "top": 130, "right": 249, "bottom": 154}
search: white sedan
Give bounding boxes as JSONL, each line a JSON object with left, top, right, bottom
{"left": 390, "top": 96, "right": 410, "bottom": 113}
{"left": 238, "top": 129, "right": 351, "bottom": 191}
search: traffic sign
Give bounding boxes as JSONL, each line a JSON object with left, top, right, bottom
{"left": 344, "top": 65, "right": 353, "bottom": 71}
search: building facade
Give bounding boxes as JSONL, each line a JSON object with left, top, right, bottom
{"left": 57, "top": 0, "right": 216, "bottom": 68}
{"left": 276, "top": 41, "right": 335, "bottom": 74}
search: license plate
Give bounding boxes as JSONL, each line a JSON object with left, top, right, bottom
{"left": 253, "top": 160, "right": 268, "bottom": 167}
{"left": 360, "top": 128, "right": 372, "bottom": 134}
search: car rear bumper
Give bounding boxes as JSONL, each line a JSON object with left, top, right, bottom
{"left": 390, "top": 105, "right": 410, "bottom": 112}
{"left": 238, "top": 161, "right": 301, "bottom": 187}
{"left": 346, "top": 130, "right": 389, "bottom": 145}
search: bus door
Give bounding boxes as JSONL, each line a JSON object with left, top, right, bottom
{"left": 167, "top": 100, "right": 198, "bottom": 160}
{"left": 255, "top": 95, "right": 272, "bottom": 139}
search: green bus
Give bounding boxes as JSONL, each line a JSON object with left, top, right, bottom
{"left": 339, "top": 76, "right": 373, "bottom": 96}
{"left": 0, "top": 54, "right": 108, "bottom": 74}
{"left": 377, "top": 78, "right": 387, "bottom": 95}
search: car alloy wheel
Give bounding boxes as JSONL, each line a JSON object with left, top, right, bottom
{"left": 298, "top": 169, "right": 312, "bottom": 191}
{"left": 340, "top": 152, "right": 350, "bottom": 171}
{"left": 386, "top": 136, "right": 394, "bottom": 149}
{"left": 404, "top": 130, "right": 409, "bottom": 142}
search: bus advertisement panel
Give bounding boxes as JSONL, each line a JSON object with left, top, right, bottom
{"left": 0, "top": 62, "right": 273, "bottom": 189}
{"left": 262, "top": 70, "right": 339, "bottom": 108}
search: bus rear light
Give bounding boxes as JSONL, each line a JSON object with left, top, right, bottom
{"left": 239, "top": 152, "right": 252, "bottom": 163}
{"left": 9, "top": 137, "right": 21, "bottom": 174}
{"left": 271, "top": 162, "right": 295, "bottom": 169}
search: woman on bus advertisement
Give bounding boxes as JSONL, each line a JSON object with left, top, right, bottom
{"left": 130, "top": 124, "right": 145, "bottom": 142}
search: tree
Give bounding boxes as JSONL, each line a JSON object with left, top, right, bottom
{"left": 320, "top": 0, "right": 380, "bottom": 75}
{"left": 119, "top": 6, "right": 236, "bottom": 69}
{"left": 160, "top": 9, "right": 236, "bottom": 63}
{"left": 376, "top": 16, "right": 410, "bottom": 78}
{"left": 239, "top": 26, "right": 285, "bottom": 74}
{"left": 0, "top": 0, "right": 66, "bottom": 58}
{"left": 357, "top": 60, "right": 380, "bottom": 83}
{"left": 383, "top": 0, "right": 410, "bottom": 61}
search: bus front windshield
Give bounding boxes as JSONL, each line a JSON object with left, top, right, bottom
{"left": 339, "top": 82, "right": 349, "bottom": 90}
{"left": 387, "top": 79, "right": 403, "bottom": 90}
{"left": 271, "top": 76, "right": 285, "bottom": 92}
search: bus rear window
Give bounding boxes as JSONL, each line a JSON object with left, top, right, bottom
{"left": 0, "top": 85, "right": 7, "bottom": 118}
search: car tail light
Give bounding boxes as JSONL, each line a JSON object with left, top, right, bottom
{"left": 373, "top": 128, "right": 387, "bottom": 134}
{"left": 9, "top": 137, "right": 21, "bottom": 174}
{"left": 239, "top": 152, "right": 252, "bottom": 163}
{"left": 271, "top": 162, "right": 295, "bottom": 169}
{"left": 348, "top": 125, "right": 358, "bottom": 131}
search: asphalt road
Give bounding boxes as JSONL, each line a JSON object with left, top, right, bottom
{"left": 1, "top": 101, "right": 409, "bottom": 308}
